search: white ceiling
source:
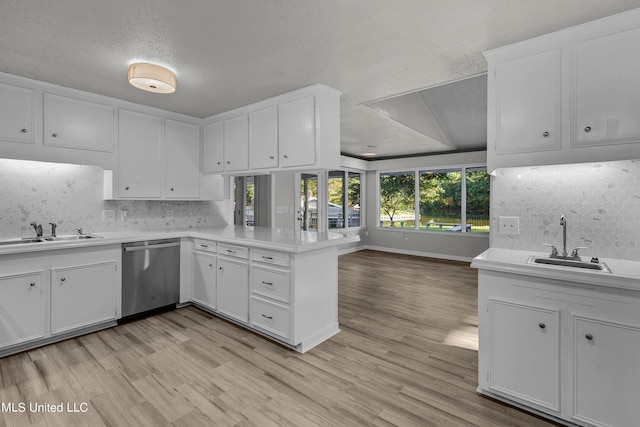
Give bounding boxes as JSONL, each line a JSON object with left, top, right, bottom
{"left": 2, "top": 1, "right": 640, "bottom": 159}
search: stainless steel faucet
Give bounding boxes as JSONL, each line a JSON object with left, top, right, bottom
{"left": 30, "top": 222, "right": 43, "bottom": 238}
{"left": 49, "top": 222, "right": 57, "bottom": 237}
{"left": 560, "top": 215, "right": 568, "bottom": 258}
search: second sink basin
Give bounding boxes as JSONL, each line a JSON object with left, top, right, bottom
{"left": 528, "top": 256, "right": 611, "bottom": 273}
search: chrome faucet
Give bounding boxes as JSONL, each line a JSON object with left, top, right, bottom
{"left": 30, "top": 222, "right": 43, "bottom": 238}
{"left": 49, "top": 222, "right": 57, "bottom": 238}
{"left": 560, "top": 215, "right": 568, "bottom": 258}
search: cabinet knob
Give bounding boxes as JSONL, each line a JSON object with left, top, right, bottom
{"left": 269, "top": 155, "right": 274, "bottom": 159}
{"left": 52, "top": 133, "right": 58, "bottom": 138}
{"left": 125, "top": 186, "right": 130, "bottom": 191}
{"left": 219, "top": 266, "right": 223, "bottom": 271}
{"left": 585, "top": 334, "right": 594, "bottom": 341}
{"left": 283, "top": 155, "right": 289, "bottom": 159}
{"left": 29, "top": 282, "right": 36, "bottom": 287}
{"left": 538, "top": 323, "right": 546, "bottom": 329}
{"left": 21, "top": 128, "right": 28, "bottom": 133}
{"left": 542, "top": 131, "right": 549, "bottom": 137}
{"left": 60, "top": 277, "right": 66, "bottom": 282}
{"left": 170, "top": 188, "right": 174, "bottom": 192}
{"left": 208, "top": 264, "right": 213, "bottom": 268}
{"left": 217, "top": 161, "right": 221, "bottom": 165}
{"left": 584, "top": 126, "right": 592, "bottom": 133}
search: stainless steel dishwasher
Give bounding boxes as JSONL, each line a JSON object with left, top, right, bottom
{"left": 122, "top": 239, "right": 180, "bottom": 318}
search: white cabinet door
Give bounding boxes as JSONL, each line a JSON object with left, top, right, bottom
{"left": 572, "top": 316, "right": 640, "bottom": 427}
{"left": 44, "top": 94, "right": 114, "bottom": 152}
{"left": 573, "top": 29, "right": 640, "bottom": 147}
{"left": 193, "top": 252, "right": 217, "bottom": 311}
{"left": 203, "top": 121, "right": 224, "bottom": 173}
{"left": 0, "top": 272, "right": 45, "bottom": 349}
{"left": 164, "top": 119, "right": 200, "bottom": 198}
{"left": 279, "top": 96, "right": 316, "bottom": 167}
{"left": 224, "top": 115, "right": 249, "bottom": 172}
{"left": 118, "top": 109, "right": 162, "bottom": 198}
{"left": 249, "top": 106, "right": 278, "bottom": 169}
{"left": 489, "top": 299, "right": 560, "bottom": 412}
{"left": 51, "top": 262, "right": 116, "bottom": 334}
{"left": 495, "top": 50, "right": 562, "bottom": 155}
{"left": 0, "top": 82, "right": 35, "bottom": 144}
{"left": 216, "top": 256, "right": 248, "bottom": 323}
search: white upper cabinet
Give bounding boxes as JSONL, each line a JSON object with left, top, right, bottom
{"left": 224, "top": 114, "right": 249, "bottom": 172}
{"left": 117, "top": 109, "right": 162, "bottom": 198}
{"left": 0, "top": 82, "right": 35, "bottom": 144}
{"left": 495, "top": 50, "right": 561, "bottom": 155}
{"left": 44, "top": 93, "right": 114, "bottom": 152}
{"left": 572, "top": 28, "right": 640, "bottom": 148}
{"left": 164, "top": 119, "right": 200, "bottom": 198}
{"left": 485, "top": 9, "right": 640, "bottom": 172}
{"left": 279, "top": 96, "right": 316, "bottom": 168}
{"left": 249, "top": 106, "right": 278, "bottom": 170}
{"left": 201, "top": 84, "right": 341, "bottom": 174}
{"left": 203, "top": 121, "right": 224, "bottom": 173}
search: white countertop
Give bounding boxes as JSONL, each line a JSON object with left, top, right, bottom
{"left": 0, "top": 226, "right": 360, "bottom": 256}
{"left": 471, "top": 247, "right": 640, "bottom": 292}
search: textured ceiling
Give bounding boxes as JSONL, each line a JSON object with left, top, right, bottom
{"left": 2, "top": 1, "right": 640, "bottom": 158}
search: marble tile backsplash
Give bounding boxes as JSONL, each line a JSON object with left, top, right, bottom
{"left": 491, "top": 159, "right": 640, "bottom": 261}
{"left": 0, "top": 159, "right": 230, "bottom": 239}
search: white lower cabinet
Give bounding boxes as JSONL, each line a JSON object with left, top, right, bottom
{"left": 572, "top": 316, "right": 640, "bottom": 427}
{"left": 51, "top": 262, "right": 117, "bottom": 335}
{"left": 478, "top": 270, "right": 640, "bottom": 427}
{"left": 0, "top": 271, "right": 45, "bottom": 349}
{"left": 216, "top": 249, "right": 249, "bottom": 323}
{"left": 193, "top": 251, "right": 217, "bottom": 311}
{"left": 488, "top": 299, "right": 560, "bottom": 411}
{"left": 250, "top": 296, "right": 290, "bottom": 340}
{"left": 0, "top": 245, "right": 120, "bottom": 357}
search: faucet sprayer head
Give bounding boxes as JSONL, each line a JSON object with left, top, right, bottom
{"left": 560, "top": 215, "right": 566, "bottom": 225}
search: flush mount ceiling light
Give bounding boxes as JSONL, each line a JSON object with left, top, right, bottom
{"left": 127, "top": 63, "right": 177, "bottom": 94}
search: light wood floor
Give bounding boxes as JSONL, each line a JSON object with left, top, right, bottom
{"left": 0, "top": 250, "right": 560, "bottom": 427}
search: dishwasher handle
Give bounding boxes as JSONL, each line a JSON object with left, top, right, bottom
{"left": 123, "top": 242, "right": 180, "bottom": 252}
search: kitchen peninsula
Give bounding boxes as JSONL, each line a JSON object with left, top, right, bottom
{"left": 0, "top": 226, "right": 359, "bottom": 358}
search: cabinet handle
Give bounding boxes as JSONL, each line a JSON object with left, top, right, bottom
{"left": 262, "top": 314, "right": 273, "bottom": 320}
{"left": 261, "top": 281, "right": 273, "bottom": 286}
{"left": 283, "top": 155, "right": 288, "bottom": 159}
{"left": 538, "top": 323, "right": 546, "bottom": 329}
{"left": 52, "top": 133, "right": 58, "bottom": 138}
{"left": 584, "top": 126, "right": 592, "bottom": 133}
{"left": 262, "top": 256, "right": 273, "bottom": 260}
{"left": 60, "top": 277, "right": 66, "bottom": 282}
{"left": 29, "top": 282, "right": 36, "bottom": 287}
{"left": 21, "top": 128, "right": 28, "bottom": 133}
{"left": 226, "top": 161, "right": 230, "bottom": 164}
{"left": 585, "top": 334, "right": 594, "bottom": 341}
{"left": 226, "top": 249, "right": 236, "bottom": 254}
{"left": 269, "top": 155, "right": 274, "bottom": 159}
{"left": 542, "top": 131, "right": 549, "bottom": 137}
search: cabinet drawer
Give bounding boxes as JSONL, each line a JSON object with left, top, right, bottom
{"left": 251, "top": 266, "right": 290, "bottom": 303}
{"left": 218, "top": 244, "right": 248, "bottom": 259}
{"left": 250, "top": 296, "right": 290, "bottom": 340}
{"left": 251, "top": 249, "right": 290, "bottom": 267}
{"left": 194, "top": 239, "right": 217, "bottom": 253}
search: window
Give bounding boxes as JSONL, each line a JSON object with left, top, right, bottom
{"left": 379, "top": 171, "right": 415, "bottom": 229}
{"left": 327, "top": 170, "right": 363, "bottom": 229}
{"left": 378, "top": 166, "right": 489, "bottom": 233}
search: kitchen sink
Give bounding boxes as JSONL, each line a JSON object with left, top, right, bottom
{"left": 0, "top": 234, "right": 102, "bottom": 246}
{"left": 528, "top": 256, "right": 611, "bottom": 273}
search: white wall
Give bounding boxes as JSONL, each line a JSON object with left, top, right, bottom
{"left": 0, "top": 158, "right": 229, "bottom": 239}
{"left": 491, "top": 159, "right": 640, "bottom": 261}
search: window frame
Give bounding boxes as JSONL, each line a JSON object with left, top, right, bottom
{"left": 326, "top": 168, "right": 365, "bottom": 231}
{"left": 376, "top": 163, "right": 489, "bottom": 235}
